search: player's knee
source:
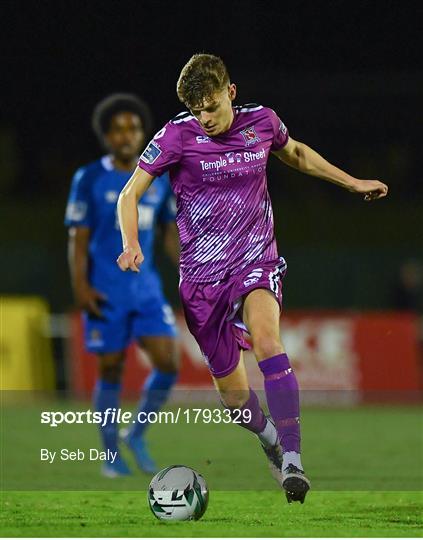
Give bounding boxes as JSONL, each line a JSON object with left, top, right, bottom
{"left": 99, "top": 364, "right": 123, "bottom": 384}
{"left": 98, "top": 356, "right": 124, "bottom": 384}
{"left": 252, "top": 335, "right": 283, "bottom": 361}
{"left": 157, "top": 356, "right": 179, "bottom": 374}
{"left": 220, "top": 389, "right": 249, "bottom": 409}
{"left": 152, "top": 339, "right": 181, "bottom": 373}
{"left": 151, "top": 343, "right": 180, "bottom": 374}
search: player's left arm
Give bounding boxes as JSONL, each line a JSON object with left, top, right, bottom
{"left": 272, "top": 138, "right": 388, "bottom": 201}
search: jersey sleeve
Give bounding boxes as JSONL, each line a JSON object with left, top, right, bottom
{"left": 64, "top": 167, "right": 92, "bottom": 228}
{"left": 157, "top": 174, "right": 177, "bottom": 224}
{"left": 137, "top": 122, "right": 182, "bottom": 178}
{"left": 267, "top": 108, "right": 290, "bottom": 151}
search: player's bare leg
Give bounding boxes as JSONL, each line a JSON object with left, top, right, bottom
{"left": 213, "top": 352, "right": 284, "bottom": 488}
{"left": 141, "top": 336, "right": 180, "bottom": 373}
{"left": 212, "top": 351, "right": 249, "bottom": 407}
{"left": 95, "top": 352, "right": 131, "bottom": 477}
{"left": 243, "top": 288, "right": 310, "bottom": 503}
{"left": 121, "top": 336, "right": 179, "bottom": 473}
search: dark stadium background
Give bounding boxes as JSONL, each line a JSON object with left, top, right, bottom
{"left": 2, "top": 5, "right": 423, "bottom": 533}
{"left": 1, "top": 0, "right": 422, "bottom": 313}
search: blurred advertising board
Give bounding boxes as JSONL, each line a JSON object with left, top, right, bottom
{"left": 68, "top": 311, "right": 422, "bottom": 403}
{"left": 1, "top": 297, "right": 56, "bottom": 391}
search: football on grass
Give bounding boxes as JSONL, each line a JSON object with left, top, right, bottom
{"left": 148, "top": 465, "right": 209, "bottom": 521}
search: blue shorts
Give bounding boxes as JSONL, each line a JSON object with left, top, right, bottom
{"left": 83, "top": 293, "right": 178, "bottom": 354}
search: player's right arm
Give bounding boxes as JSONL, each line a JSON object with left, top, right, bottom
{"left": 116, "top": 167, "right": 154, "bottom": 272}
{"left": 67, "top": 227, "right": 106, "bottom": 317}
{"left": 65, "top": 167, "right": 106, "bottom": 317}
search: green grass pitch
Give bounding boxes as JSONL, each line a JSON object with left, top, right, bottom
{"left": 2, "top": 490, "right": 422, "bottom": 537}
{"left": 1, "top": 399, "right": 422, "bottom": 536}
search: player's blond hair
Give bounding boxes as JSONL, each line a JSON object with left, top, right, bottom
{"left": 176, "top": 54, "right": 230, "bottom": 108}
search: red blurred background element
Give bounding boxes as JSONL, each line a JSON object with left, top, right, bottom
{"left": 69, "top": 311, "right": 422, "bottom": 402}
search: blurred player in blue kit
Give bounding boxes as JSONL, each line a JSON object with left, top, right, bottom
{"left": 65, "top": 94, "right": 180, "bottom": 477}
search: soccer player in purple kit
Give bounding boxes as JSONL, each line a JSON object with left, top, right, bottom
{"left": 116, "top": 55, "right": 388, "bottom": 503}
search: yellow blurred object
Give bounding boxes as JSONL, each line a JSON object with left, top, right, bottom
{"left": 0, "top": 297, "right": 55, "bottom": 390}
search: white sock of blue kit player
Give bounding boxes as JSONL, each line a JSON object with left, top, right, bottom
{"left": 93, "top": 380, "right": 121, "bottom": 455}
{"left": 129, "top": 369, "right": 178, "bottom": 439}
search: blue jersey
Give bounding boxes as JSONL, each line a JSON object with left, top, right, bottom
{"left": 65, "top": 155, "right": 176, "bottom": 307}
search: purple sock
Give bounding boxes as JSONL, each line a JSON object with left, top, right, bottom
{"left": 225, "top": 388, "right": 267, "bottom": 434}
{"left": 259, "top": 353, "right": 301, "bottom": 453}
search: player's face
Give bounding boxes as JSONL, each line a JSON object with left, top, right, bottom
{"left": 190, "top": 84, "right": 236, "bottom": 136}
{"left": 104, "top": 112, "right": 145, "bottom": 161}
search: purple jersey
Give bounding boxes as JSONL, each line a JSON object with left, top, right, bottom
{"left": 138, "top": 104, "right": 289, "bottom": 283}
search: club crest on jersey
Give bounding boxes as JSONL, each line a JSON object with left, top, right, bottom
{"left": 105, "top": 190, "right": 118, "bottom": 203}
{"left": 196, "top": 135, "right": 211, "bottom": 144}
{"left": 140, "top": 141, "right": 162, "bottom": 164}
{"left": 240, "top": 125, "right": 260, "bottom": 146}
{"left": 88, "top": 329, "right": 104, "bottom": 346}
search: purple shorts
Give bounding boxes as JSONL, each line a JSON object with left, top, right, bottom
{"left": 179, "top": 257, "right": 287, "bottom": 379}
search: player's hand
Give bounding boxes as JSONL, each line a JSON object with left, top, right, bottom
{"left": 349, "top": 179, "right": 388, "bottom": 201}
{"left": 117, "top": 245, "right": 144, "bottom": 273}
{"left": 75, "top": 283, "right": 107, "bottom": 317}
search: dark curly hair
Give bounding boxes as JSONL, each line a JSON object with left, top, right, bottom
{"left": 91, "top": 93, "right": 153, "bottom": 142}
